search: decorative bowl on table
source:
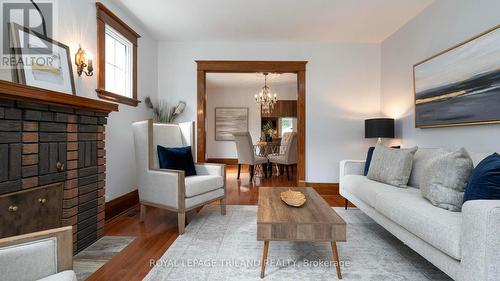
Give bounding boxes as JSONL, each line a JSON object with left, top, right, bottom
{"left": 280, "top": 189, "right": 306, "bottom": 207}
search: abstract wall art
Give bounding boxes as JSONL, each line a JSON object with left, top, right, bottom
{"left": 215, "top": 107, "right": 248, "bottom": 141}
{"left": 414, "top": 25, "right": 500, "bottom": 128}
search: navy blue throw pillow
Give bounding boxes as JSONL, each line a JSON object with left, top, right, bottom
{"left": 364, "top": 146, "right": 400, "bottom": 176}
{"left": 464, "top": 153, "right": 500, "bottom": 202}
{"left": 364, "top": 147, "right": 375, "bottom": 176}
{"left": 157, "top": 145, "right": 197, "bottom": 176}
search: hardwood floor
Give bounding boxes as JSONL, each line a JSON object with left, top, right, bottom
{"left": 86, "top": 164, "right": 351, "bottom": 280}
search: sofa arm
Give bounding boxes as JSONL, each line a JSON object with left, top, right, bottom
{"left": 339, "top": 160, "right": 365, "bottom": 184}
{"left": 460, "top": 200, "right": 500, "bottom": 281}
{"left": 195, "top": 163, "right": 225, "bottom": 176}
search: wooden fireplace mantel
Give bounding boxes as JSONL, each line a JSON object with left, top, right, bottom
{"left": 0, "top": 80, "right": 118, "bottom": 113}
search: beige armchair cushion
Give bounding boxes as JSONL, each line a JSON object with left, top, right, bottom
{"left": 185, "top": 175, "right": 224, "bottom": 197}
{"left": 152, "top": 123, "right": 187, "bottom": 169}
{"left": 185, "top": 188, "right": 225, "bottom": 209}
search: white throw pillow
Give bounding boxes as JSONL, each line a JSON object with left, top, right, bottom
{"left": 420, "top": 148, "right": 473, "bottom": 212}
{"left": 367, "top": 144, "right": 418, "bottom": 188}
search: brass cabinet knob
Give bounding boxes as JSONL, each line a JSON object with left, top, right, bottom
{"left": 56, "top": 162, "right": 65, "bottom": 172}
{"left": 8, "top": 205, "right": 18, "bottom": 212}
{"left": 38, "top": 198, "right": 47, "bottom": 204}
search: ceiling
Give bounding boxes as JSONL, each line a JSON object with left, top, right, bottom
{"left": 116, "top": 0, "right": 433, "bottom": 43}
{"left": 206, "top": 73, "right": 297, "bottom": 89}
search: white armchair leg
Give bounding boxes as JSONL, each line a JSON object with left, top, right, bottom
{"left": 220, "top": 198, "right": 226, "bottom": 215}
{"left": 178, "top": 212, "right": 186, "bottom": 234}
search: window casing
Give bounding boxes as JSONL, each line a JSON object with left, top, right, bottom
{"left": 96, "top": 2, "right": 140, "bottom": 106}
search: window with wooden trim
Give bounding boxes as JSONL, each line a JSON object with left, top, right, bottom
{"left": 96, "top": 2, "right": 140, "bottom": 106}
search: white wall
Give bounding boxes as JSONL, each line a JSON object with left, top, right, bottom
{"left": 51, "top": 0, "right": 157, "bottom": 201}
{"left": 206, "top": 85, "right": 261, "bottom": 159}
{"left": 206, "top": 83, "right": 297, "bottom": 159}
{"left": 158, "top": 42, "right": 381, "bottom": 182}
{"left": 380, "top": 0, "right": 500, "bottom": 153}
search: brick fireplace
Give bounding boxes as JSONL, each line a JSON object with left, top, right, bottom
{"left": 0, "top": 81, "right": 117, "bottom": 253}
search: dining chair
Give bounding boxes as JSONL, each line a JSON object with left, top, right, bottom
{"left": 267, "top": 132, "right": 297, "bottom": 180}
{"left": 233, "top": 132, "right": 268, "bottom": 181}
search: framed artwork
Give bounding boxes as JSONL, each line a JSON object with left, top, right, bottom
{"left": 215, "top": 107, "right": 248, "bottom": 141}
{"left": 413, "top": 25, "right": 500, "bottom": 128}
{"left": 10, "top": 23, "right": 76, "bottom": 95}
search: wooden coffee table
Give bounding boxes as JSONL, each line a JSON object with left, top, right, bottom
{"left": 257, "top": 187, "right": 346, "bottom": 279}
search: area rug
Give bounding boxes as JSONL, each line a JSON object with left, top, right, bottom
{"left": 73, "top": 236, "right": 135, "bottom": 280}
{"left": 144, "top": 205, "right": 452, "bottom": 281}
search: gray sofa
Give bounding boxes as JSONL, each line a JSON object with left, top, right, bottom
{"left": 340, "top": 148, "right": 500, "bottom": 281}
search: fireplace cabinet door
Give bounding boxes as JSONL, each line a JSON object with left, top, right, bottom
{"left": 0, "top": 192, "right": 23, "bottom": 237}
{"left": 20, "top": 183, "right": 63, "bottom": 233}
{"left": 0, "top": 183, "right": 63, "bottom": 238}
{"left": 38, "top": 142, "right": 67, "bottom": 186}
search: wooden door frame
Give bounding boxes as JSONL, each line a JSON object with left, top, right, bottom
{"left": 196, "top": 60, "right": 307, "bottom": 183}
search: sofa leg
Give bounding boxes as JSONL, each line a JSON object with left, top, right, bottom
{"left": 220, "top": 198, "right": 226, "bottom": 215}
{"left": 140, "top": 204, "right": 146, "bottom": 222}
{"left": 344, "top": 199, "right": 348, "bottom": 210}
{"left": 178, "top": 212, "right": 185, "bottom": 234}
{"left": 237, "top": 164, "right": 241, "bottom": 179}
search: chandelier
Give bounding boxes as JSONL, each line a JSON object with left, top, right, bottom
{"left": 254, "top": 73, "right": 278, "bottom": 114}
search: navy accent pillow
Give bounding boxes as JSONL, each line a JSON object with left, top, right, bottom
{"left": 364, "top": 147, "right": 375, "bottom": 176}
{"left": 463, "top": 153, "right": 500, "bottom": 202}
{"left": 364, "top": 145, "right": 401, "bottom": 176}
{"left": 157, "top": 145, "right": 197, "bottom": 176}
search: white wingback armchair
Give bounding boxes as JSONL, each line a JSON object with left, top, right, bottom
{"left": 132, "top": 120, "right": 226, "bottom": 234}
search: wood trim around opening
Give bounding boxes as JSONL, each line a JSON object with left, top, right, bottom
{"left": 95, "top": 2, "right": 140, "bottom": 107}
{"left": 196, "top": 60, "right": 307, "bottom": 183}
{"left": 196, "top": 60, "right": 307, "bottom": 73}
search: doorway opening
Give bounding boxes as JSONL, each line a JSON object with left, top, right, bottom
{"left": 196, "top": 60, "right": 307, "bottom": 184}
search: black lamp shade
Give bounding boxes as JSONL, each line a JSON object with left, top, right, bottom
{"left": 365, "top": 118, "right": 395, "bottom": 139}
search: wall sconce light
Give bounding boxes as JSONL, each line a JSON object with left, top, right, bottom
{"left": 75, "top": 47, "right": 93, "bottom": 76}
